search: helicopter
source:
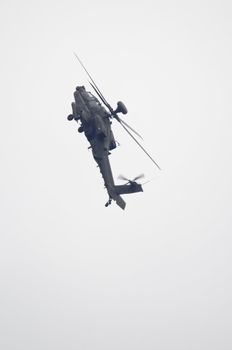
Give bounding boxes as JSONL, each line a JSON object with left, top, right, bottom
{"left": 67, "top": 54, "right": 160, "bottom": 210}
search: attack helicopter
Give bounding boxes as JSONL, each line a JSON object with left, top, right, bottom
{"left": 67, "top": 54, "right": 160, "bottom": 210}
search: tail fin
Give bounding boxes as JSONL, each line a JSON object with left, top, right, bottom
{"left": 107, "top": 183, "right": 142, "bottom": 210}
{"left": 107, "top": 186, "right": 126, "bottom": 210}
{"left": 115, "top": 195, "right": 126, "bottom": 210}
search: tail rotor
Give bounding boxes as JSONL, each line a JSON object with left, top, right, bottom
{"left": 118, "top": 173, "right": 145, "bottom": 184}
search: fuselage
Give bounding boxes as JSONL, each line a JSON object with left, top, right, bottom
{"left": 68, "top": 85, "right": 143, "bottom": 210}
{"left": 71, "top": 86, "right": 126, "bottom": 208}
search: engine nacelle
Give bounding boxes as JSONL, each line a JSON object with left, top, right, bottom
{"left": 114, "top": 101, "right": 128, "bottom": 115}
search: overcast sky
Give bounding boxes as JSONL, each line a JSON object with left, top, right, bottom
{"left": 0, "top": 1, "right": 232, "bottom": 349}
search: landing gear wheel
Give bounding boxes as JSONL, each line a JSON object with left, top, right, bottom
{"left": 67, "top": 114, "right": 74, "bottom": 121}
{"left": 105, "top": 198, "right": 112, "bottom": 207}
{"left": 78, "top": 126, "right": 84, "bottom": 133}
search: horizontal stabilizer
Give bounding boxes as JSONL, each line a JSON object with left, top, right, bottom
{"left": 115, "top": 183, "right": 143, "bottom": 195}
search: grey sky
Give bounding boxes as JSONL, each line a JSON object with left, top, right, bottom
{"left": 0, "top": 1, "right": 232, "bottom": 349}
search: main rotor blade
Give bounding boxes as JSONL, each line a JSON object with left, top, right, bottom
{"left": 89, "top": 81, "right": 112, "bottom": 111}
{"left": 89, "top": 82, "right": 143, "bottom": 141}
{"left": 119, "top": 122, "right": 161, "bottom": 170}
{"left": 117, "top": 116, "right": 143, "bottom": 140}
{"left": 73, "top": 53, "right": 160, "bottom": 169}
{"left": 74, "top": 53, "right": 114, "bottom": 112}
{"left": 89, "top": 80, "right": 144, "bottom": 142}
